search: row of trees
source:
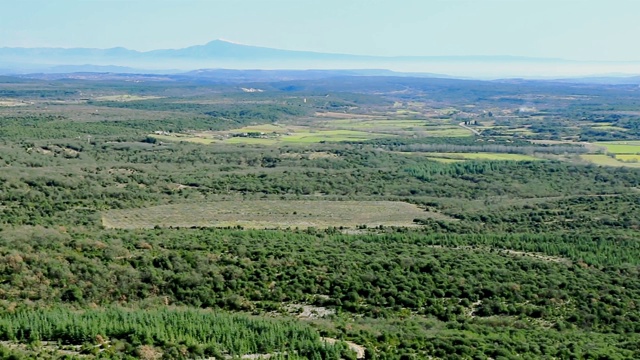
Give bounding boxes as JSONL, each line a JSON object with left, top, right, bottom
{"left": 0, "top": 307, "right": 352, "bottom": 359}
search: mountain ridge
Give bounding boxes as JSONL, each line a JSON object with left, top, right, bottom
{"left": 0, "top": 39, "right": 573, "bottom": 62}
{"left": 2, "top": 40, "right": 640, "bottom": 78}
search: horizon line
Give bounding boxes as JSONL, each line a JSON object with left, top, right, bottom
{"left": 0, "top": 39, "right": 628, "bottom": 63}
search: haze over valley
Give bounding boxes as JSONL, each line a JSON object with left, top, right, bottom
{"left": 2, "top": 39, "right": 640, "bottom": 79}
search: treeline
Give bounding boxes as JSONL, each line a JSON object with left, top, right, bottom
{"left": 0, "top": 307, "right": 350, "bottom": 359}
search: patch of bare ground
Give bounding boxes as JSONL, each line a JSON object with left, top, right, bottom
{"left": 138, "top": 345, "right": 163, "bottom": 360}
{"left": 34, "top": 147, "right": 52, "bottom": 155}
{"left": 0, "top": 100, "right": 30, "bottom": 107}
{"left": 279, "top": 151, "right": 339, "bottom": 160}
{"left": 499, "top": 249, "right": 572, "bottom": 265}
{"left": 166, "top": 183, "right": 196, "bottom": 191}
{"left": 64, "top": 148, "right": 79, "bottom": 157}
{"left": 0, "top": 341, "right": 89, "bottom": 358}
{"left": 463, "top": 300, "right": 483, "bottom": 318}
{"left": 221, "top": 352, "right": 286, "bottom": 359}
{"left": 321, "top": 338, "right": 365, "bottom": 359}
{"left": 426, "top": 245, "right": 571, "bottom": 265}
{"left": 26, "top": 145, "right": 79, "bottom": 158}
{"left": 286, "top": 304, "right": 335, "bottom": 319}
{"left": 107, "top": 168, "right": 137, "bottom": 175}
{"left": 340, "top": 229, "right": 369, "bottom": 235}
{"left": 308, "top": 151, "right": 339, "bottom": 160}
{"left": 102, "top": 200, "right": 449, "bottom": 230}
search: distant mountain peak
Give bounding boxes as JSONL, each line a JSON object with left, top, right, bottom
{"left": 213, "top": 38, "right": 245, "bottom": 45}
{"left": 1, "top": 39, "right": 637, "bottom": 78}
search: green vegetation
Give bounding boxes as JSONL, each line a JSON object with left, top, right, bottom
{"left": 581, "top": 154, "right": 640, "bottom": 168}
{"left": 1, "top": 74, "right": 640, "bottom": 358}
{"left": 595, "top": 141, "right": 640, "bottom": 154}
{"left": 616, "top": 154, "right": 640, "bottom": 162}
{"left": 0, "top": 307, "right": 347, "bottom": 359}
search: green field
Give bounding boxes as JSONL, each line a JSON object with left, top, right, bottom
{"left": 616, "top": 154, "right": 640, "bottom": 162}
{"left": 580, "top": 154, "right": 640, "bottom": 168}
{"left": 424, "top": 128, "right": 472, "bottom": 137}
{"left": 591, "top": 125, "right": 628, "bottom": 131}
{"left": 102, "top": 200, "right": 447, "bottom": 229}
{"left": 153, "top": 129, "right": 390, "bottom": 145}
{"left": 148, "top": 116, "right": 472, "bottom": 147}
{"left": 325, "top": 119, "right": 471, "bottom": 137}
{"left": 150, "top": 134, "right": 217, "bottom": 144}
{"left": 594, "top": 141, "right": 640, "bottom": 154}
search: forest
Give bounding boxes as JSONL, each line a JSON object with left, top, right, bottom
{"left": 0, "top": 74, "right": 639, "bottom": 359}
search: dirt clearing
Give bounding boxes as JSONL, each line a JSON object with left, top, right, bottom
{"left": 101, "top": 200, "right": 446, "bottom": 229}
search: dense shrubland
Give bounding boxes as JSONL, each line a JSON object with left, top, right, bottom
{"left": 1, "top": 76, "right": 640, "bottom": 358}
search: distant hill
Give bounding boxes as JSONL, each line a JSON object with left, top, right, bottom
{"left": 1, "top": 40, "right": 639, "bottom": 78}
{"left": 0, "top": 40, "right": 552, "bottom": 66}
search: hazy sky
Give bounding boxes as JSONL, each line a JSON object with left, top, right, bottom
{"left": 1, "top": 0, "right": 639, "bottom": 61}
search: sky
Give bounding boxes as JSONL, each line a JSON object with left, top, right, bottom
{"left": 1, "top": 0, "right": 639, "bottom": 62}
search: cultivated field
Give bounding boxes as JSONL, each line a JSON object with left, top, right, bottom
{"left": 149, "top": 114, "right": 472, "bottom": 146}
{"left": 322, "top": 119, "right": 470, "bottom": 137}
{"left": 580, "top": 154, "right": 640, "bottom": 168}
{"left": 101, "top": 200, "right": 445, "bottom": 229}
{"left": 616, "top": 154, "right": 640, "bottom": 162}
{"left": 151, "top": 129, "right": 385, "bottom": 145}
{"left": 594, "top": 141, "right": 640, "bottom": 154}
{"left": 151, "top": 134, "right": 217, "bottom": 144}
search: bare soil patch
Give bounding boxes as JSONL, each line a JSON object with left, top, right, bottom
{"left": 101, "top": 200, "right": 448, "bottom": 230}
{"left": 321, "top": 338, "right": 365, "bottom": 359}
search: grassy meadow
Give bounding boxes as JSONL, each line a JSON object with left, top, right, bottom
{"left": 101, "top": 200, "right": 443, "bottom": 229}
{"left": 580, "top": 154, "right": 640, "bottom": 168}
{"left": 148, "top": 115, "right": 472, "bottom": 146}
{"left": 594, "top": 141, "right": 640, "bottom": 154}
